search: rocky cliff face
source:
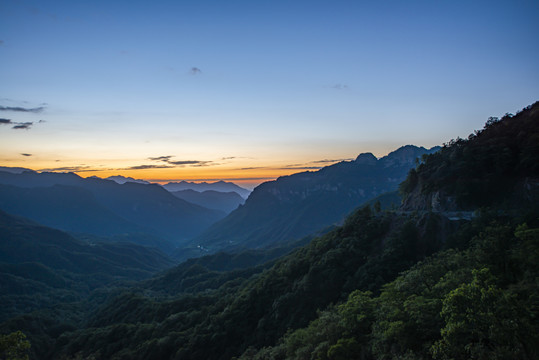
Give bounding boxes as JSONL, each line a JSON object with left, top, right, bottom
{"left": 401, "top": 180, "right": 459, "bottom": 212}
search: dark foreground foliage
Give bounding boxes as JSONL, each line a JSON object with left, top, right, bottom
{"left": 49, "top": 207, "right": 452, "bottom": 360}
{"left": 240, "top": 220, "right": 539, "bottom": 360}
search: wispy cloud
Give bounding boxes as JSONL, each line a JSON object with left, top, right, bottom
{"left": 237, "top": 165, "right": 322, "bottom": 171}
{"left": 278, "top": 166, "right": 322, "bottom": 170}
{"left": 331, "top": 84, "right": 349, "bottom": 90}
{"left": 238, "top": 166, "right": 265, "bottom": 171}
{"left": 12, "top": 122, "right": 34, "bottom": 130}
{"left": 0, "top": 118, "right": 43, "bottom": 130}
{"left": 148, "top": 155, "right": 173, "bottom": 162}
{"left": 168, "top": 160, "right": 213, "bottom": 166}
{"left": 310, "top": 158, "right": 353, "bottom": 164}
{"left": 125, "top": 164, "right": 174, "bottom": 170}
{"left": 0, "top": 105, "right": 45, "bottom": 113}
{"left": 148, "top": 155, "right": 215, "bottom": 167}
{"left": 20, "top": 153, "right": 32, "bottom": 157}
{"left": 38, "top": 166, "right": 93, "bottom": 172}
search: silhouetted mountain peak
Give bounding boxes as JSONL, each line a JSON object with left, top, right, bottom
{"left": 381, "top": 145, "right": 440, "bottom": 167}
{"left": 106, "top": 175, "right": 150, "bottom": 185}
{"left": 0, "top": 166, "right": 36, "bottom": 174}
{"left": 354, "top": 153, "right": 377, "bottom": 165}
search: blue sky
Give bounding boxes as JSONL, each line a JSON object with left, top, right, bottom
{"left": 1, "top": 0, "right": 538, "bottom": 188}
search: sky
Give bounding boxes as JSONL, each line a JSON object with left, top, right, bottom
{"left": 1, "top": 0, "right": 538, "bottom": 189}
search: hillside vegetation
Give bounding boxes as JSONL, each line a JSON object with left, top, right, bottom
{"left": 1, "top": 102, "right": 538, "bottom": 360}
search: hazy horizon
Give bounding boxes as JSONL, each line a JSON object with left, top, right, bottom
{"left": 0, "top": 143, "right": 442, "bottom": 190}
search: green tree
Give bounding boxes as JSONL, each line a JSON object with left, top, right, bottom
{"left": 0, "top": 331, "right": 30, "bottom": 360}
{"left": 431, "top": 268, "right": 530, "bottom": 360}
{"left": 373, "top": 200, "right": 381, "bottom": 213}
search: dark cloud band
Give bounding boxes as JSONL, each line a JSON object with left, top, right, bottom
{"left": 0, "top": 106, "right": 45, "bottom": 113}
{"left": 12, "top": 122, "right": 33, "bottom": 130}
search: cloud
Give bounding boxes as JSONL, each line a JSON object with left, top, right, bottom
{"left": 0, "top": 118, "right": 47, "bottom": 131}
{"left": 12, "top": 122, "right": 33, "bottom": 130}
{"left": 0, "top": 105, "right": 45, "bottom": 113}
{"left": 221, "top": 157, "right": 236, "bottom": 160}
{"left": 168, "top": 160, "right": 213, "bottom": 166}
{"left": 148, "top": 155, "right": 173, "bottom": 162}
{"left": 238, "top": 166, "right": 265, "bottom": 171}
{"left": 237, "top": 165, "right": 322, "bottom": 171}
{"left": 279, "top": 166, "right": 322, "bottom": 170}
{"left": 0, "top": 40, "right": 4, "bottom": 46}
{"left": 331, "top": 84, "right": 349, "bottom": 90}
{"left": 125, "top": 164, "right": 174, "bottom": 170}
{"left": 311, "top": 158, "right": 353, "bottom": 164}
{"left": 190, "top": 67, "right": 202, "bottom": 75}
{"left": 20, "top": 153, "right": 32, "bottom": 157}
{"left": 148, "top": 155, "right": 214, "bottom": 167}
{"left": 38, "top": 166, "right": 92, "bottom": 172}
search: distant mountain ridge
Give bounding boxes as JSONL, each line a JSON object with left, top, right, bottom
{"left": 0, "top": 166, "right": 36, "bottom": 174}
{"left": 0, "top": 171, "right": 225, "bottom": 250}
{"left": 162, "top": 180, "right": 251, "bottom": 199}
{"left": 105, "top": 175, "right": 150, "bottom": 185}
{"left": 171, "top": 189, "right": 245, "bottom": 214}
{"left": 193, "top": 145, "right": 440, "bottom": 252}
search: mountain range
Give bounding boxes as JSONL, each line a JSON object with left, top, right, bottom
{"left": 162, "top": 180, "right": 251, "bottom": 199}
{"left": 105, "top": 175, "right": 150, "bottom": 185}
{"left": 0, "top": 171, "right": 225, "bottom": 251}
{"left": 192, "top": 145, "right": 439, "bottom": 253}
{"left": 170, "top": 189, "right": 245, "bottom": 214}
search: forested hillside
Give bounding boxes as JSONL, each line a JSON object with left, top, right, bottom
{"left": 1, "top": 103, "right": 538, "bottom": 360}
{"left": 49, "top": 208, "right": 455, "bottom": 360}
{"left": 401, "top": 102, "right": 539, "bottom": 211}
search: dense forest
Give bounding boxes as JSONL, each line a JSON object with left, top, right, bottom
{"left": 1, "top": 102, "right": 538, "bottom": 359}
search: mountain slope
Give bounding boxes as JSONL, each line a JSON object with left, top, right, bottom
{"left": 170, "top": 189, "right": 245, "bottom": 214}
{"left": 0, "top": 171, "right": 225, "bottom": 245}
{"left": 0, "top": 183, "right": 145, "bottom": 237}
{"left": 0, "top": 209, "right": 173, "bottom": 323}
{"left": 193, "top": 145, "right": 439, "bottom": 252}
{"left": 401, "top": 102, "right": 539, "bottom": 212}
{"left": 162, "top": 180, "right": 251, "bottom": 199}
{"left": 0, "top": 209, "right": 173, "bottom": 278}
